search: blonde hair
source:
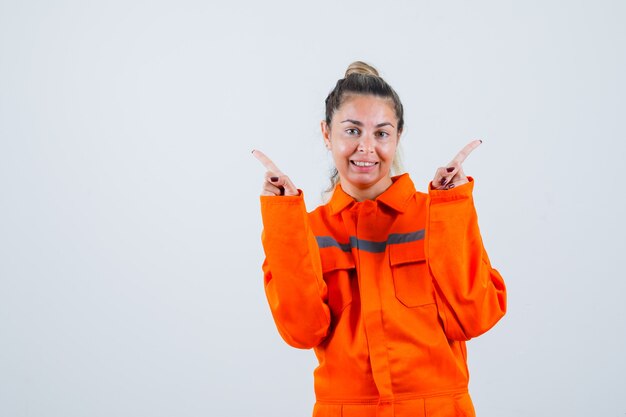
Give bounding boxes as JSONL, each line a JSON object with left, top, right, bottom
{"left": 345, "top": 61, "right": 380, "bottom": 77}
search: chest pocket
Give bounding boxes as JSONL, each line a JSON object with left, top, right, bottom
{"left": 389, "top": 240, "right": 435, "bottom": 308}
{"left": 321, "top": 250, "right": 355, "bottom": 316}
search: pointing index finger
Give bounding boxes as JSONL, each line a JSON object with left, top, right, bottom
{"left": 252, "top": 149, "right": 283, "bottom": 174}
{"left": 450, "top": 139, "right": 482, "bottom": 165}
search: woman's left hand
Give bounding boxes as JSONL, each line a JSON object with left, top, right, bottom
{"left": 432, "top": 139, "right": 482, "bottom": 190}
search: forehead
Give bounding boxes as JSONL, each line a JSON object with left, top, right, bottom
{"left": 335, "top": 94, "right": 396, "bottom": 123}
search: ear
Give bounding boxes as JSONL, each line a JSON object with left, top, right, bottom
{"left": 396, "top": 128, "right": 403, "bottom": 144}
{"left": 321, "top": 120, "right": 331, "bottom": 149}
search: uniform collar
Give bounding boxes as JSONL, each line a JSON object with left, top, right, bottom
{"left": 328, "top": 173, "right": 416, "bottom": 215}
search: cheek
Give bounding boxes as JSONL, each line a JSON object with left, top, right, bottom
{"left": 380, "top": 141, "right": 398, "bottom": 160}
{"left": 331, "top": 149, "right": 347, "bottom": 167}
{"left": 332, "top": 141, "right": 356, "bottom": 160}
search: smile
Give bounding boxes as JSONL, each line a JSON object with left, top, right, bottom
{"left": 351, "top": 161, "right": 378, "bottom": 167}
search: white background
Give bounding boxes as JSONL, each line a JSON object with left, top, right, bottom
{"left": 1, "top": 1, "right": 625, "bottom": 416}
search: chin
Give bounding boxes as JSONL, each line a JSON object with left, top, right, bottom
{"left": 346, "top": 175, "right": 386, "bottom": 188}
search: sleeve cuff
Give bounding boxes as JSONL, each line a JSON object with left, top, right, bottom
{"left": 260, "top": 189, "right": 305, "bottom": 206}
{"left": 428, "top": 177, "right": 474, "bottom": 201}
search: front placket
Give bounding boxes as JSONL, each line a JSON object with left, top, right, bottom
{"left": 346, "top": 200, "right": 395, "bottom": 417}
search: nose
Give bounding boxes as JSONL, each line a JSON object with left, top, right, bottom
{"left": 357, "top": 135, "right": 375, "bottom": 153}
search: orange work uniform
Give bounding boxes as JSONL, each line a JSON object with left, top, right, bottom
{"left": 260, "top": 174, "right": 506, "bottom": 417}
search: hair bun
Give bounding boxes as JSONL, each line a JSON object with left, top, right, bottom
{"left": 345, "top": 61, "right": 379, "bottom": 77}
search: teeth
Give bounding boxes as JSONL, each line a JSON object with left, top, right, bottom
{"left": 353, "top": 161, "right": 376, "bottom": 167}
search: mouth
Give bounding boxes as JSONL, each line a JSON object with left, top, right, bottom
{"left": 350, "top": 160, "right": 378, "bottom": 167}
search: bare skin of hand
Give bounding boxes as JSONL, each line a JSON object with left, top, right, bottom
{"left": 252, "top": 150, "right": 299, "bottom": 197}
{"left": 432, "top": 140, "right": 482, "bottom": 190}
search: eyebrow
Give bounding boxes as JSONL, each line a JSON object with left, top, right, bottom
{"left": 341, "top": 119, "right": 395, "bottom": 128}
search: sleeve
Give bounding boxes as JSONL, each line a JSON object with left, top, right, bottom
{"left": 260, "top": 192, "right": 331, "bottom": 349}
{"left": 426, "top": 178, "right": 507, "bottom": 341}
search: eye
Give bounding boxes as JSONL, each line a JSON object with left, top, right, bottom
{"left": 376, "top": 131, "right": 390, "bottom": 139}
{"left": 346, "top": 128, "right": 360, "bottom": 136}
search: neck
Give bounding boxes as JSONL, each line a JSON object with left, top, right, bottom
{"left": 340, "top": 176, "right": 393, "bottom": 202}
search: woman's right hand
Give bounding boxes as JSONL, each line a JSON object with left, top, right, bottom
{"left": 252, "top": 150, "right": 299, "bottom": 197}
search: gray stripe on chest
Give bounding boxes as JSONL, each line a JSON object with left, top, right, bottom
{"left": 315, "top": 229, "right": 425, "bottom": 254}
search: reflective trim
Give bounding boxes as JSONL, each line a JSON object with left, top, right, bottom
{"left": 316, "top": 229, "right": 425, "bottom": 254}
{"left": 388, "top": 229, "right": 425, "bottom": 244}
{"left": 316, "top": 236, "right": 352, "bottom": 252}
{"left": 350, "top": 236, "right": 387, "bottom": 253}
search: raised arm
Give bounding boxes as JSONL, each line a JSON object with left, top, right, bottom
{"left": 426, "top": 142, "right": 507, "bottom": 341}
{"left": 254, "top": 150, "right": 331, "bottom": 349}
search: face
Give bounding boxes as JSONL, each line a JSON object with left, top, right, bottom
{"left": 321, "top": 94, "right": 401, "bottom": 201}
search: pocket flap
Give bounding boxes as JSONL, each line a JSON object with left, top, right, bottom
{"left": 321, "top": 250, "right": 355, "bottom": 272}
{"left": 389, "top": 239, "right": 426, "bottom": 266}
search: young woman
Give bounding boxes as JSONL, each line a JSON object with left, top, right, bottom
{"left": 253, "top": 62, "right": 506, "bottom": 417}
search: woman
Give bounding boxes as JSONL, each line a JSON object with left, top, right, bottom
{"left": 253, "top": 62, "right": 506, "bottom": 417}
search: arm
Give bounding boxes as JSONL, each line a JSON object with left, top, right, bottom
{"left": 426, "top": 178, "right": 507, "bottom": 341}
{"left": 260, "top": 192, "right": 331, "bottom": 349}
